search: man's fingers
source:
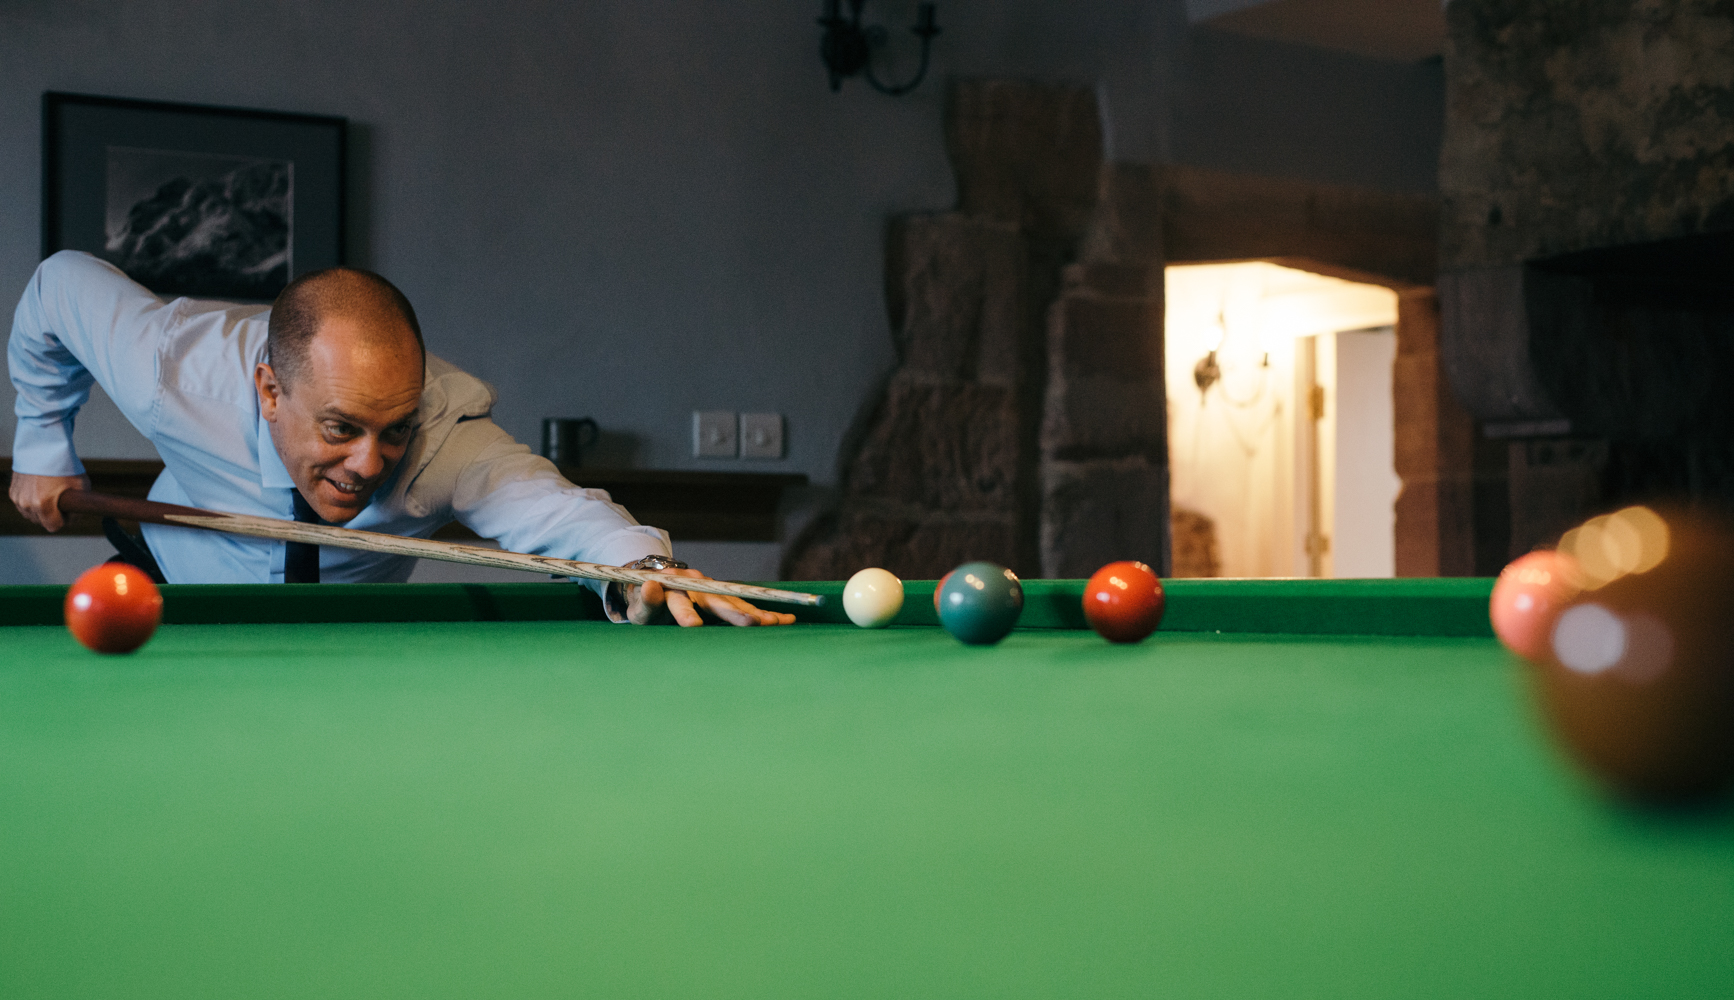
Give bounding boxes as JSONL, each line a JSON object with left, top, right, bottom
{"left": 694, "top": 593, "right": 762, "bottom": 627}
{"left": 623, "top": 565, "right": 797, "bottom": 627}
{"left": 38, "top": 493, "right": 68, "bottom": 532}
{"left": 686, "top": 591, "right": 798, "bottom": 627}
{"left": 723, "top": 595, "right": 794, "bottom": 626}
{"left": 23, "top": 499, "right": 62, "bottom": 532}
{"left": 8, "top": 472, "right": 83, "bottom": 533}
{"left": 666, "top": 589, "right": 704, "bottom": 627}
{"left": 659, "top": 568, "right": 724, "bottom": 627}
{"left": 627, "top": 580, "right": 663, "bottom": 625}
{"left": 624, "top": 578, "right": 716, "bottom": 627}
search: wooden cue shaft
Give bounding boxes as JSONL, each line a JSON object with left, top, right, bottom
{"left": 58, "top": 490, "right": 825, "bottom": 608}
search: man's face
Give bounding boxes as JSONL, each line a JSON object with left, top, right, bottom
{"left": 254, "top": 313, "right": 424, "bottom": 523}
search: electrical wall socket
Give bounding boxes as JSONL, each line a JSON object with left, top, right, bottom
{"left": 740, "top": 413, "right": 784, "bottom": 459}
{"left": 693, "top": 410, "right": 738, "bottom": 458}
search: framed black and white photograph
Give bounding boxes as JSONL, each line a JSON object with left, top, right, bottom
{"left": 43, "top": 92, "right": 346, "bottom": 302}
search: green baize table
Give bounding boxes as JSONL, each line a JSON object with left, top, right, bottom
{"left": 1, "top": 578, "right": 1729, "bottom": 999}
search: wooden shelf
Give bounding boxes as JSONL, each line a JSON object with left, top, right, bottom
{"left": 0, "top": 459, "right": 806, "bottom": 543}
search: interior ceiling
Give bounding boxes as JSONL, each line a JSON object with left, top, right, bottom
{"left": 1166, "top": 262, "right": 1399, "bottom": 347}
{"left": 1194, "top": 0, "right": 1447, "bottom": 63}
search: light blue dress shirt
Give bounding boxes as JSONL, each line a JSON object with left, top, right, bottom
{"left": 9, "top": 252, "right": 670, "bottom": 588}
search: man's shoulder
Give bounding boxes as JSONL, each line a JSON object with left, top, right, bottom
{"left": 32, "top": 250, "right": 162, "bottom": 317}
{"left": 391, "top": 355, "right": 506, "bottom": 516}
{"left": 39, "top": 249, "right": 127, "bottom": 283}
{"left": 419, "top": 354, "right": 497, "bottom": 423}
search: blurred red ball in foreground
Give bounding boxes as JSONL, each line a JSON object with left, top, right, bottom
{"left": 1083, "top": 561, "right": 1166, "bottom": 643}
{"left": 1524, "top": 506, "right": 1734, "bottom": 802}
{"left": 64, "top": 563, "right": 162, "bottom": 654}
{"left": 1490, "top": 549, "right": 1581, "bottom": 662}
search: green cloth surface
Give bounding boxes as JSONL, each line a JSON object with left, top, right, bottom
{"left": 1, "top": 619, "right": 1728, "bottom": 999}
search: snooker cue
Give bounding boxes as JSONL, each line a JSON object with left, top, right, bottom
{"left": 57, "top": 490, "right": 825, "bottom": 608}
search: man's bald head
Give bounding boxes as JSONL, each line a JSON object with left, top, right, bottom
{"left": 267, "top": 267, "right": 425, "bottom": 391}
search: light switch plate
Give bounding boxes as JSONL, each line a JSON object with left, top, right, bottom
{"left": 740, "top": 412, "right": 784, "bottom": 460}
{"left": 693, "top": 410, "right": 738, "bottom": 458}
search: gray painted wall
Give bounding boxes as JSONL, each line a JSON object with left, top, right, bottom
{"left": 0, "top": 0, "right": 1442, "bottom": 580}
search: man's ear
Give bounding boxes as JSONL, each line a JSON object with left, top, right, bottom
{"left": 254, "top": 363, "right": 284, "bottom": 421}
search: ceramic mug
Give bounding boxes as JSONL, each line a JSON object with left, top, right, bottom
{"left": 540, "top": 417, "right": 599, "bottom": 468}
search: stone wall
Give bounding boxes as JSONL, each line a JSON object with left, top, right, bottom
{"left": 1438, "top": 0, "right": 1734, "bottom": 531}
{"left": 1392, "top": 290, "right": 1478, "bottom": 576}
{"left": 1158, "top": 167, "right": 1438, "bottom": 286}
{"left": 782, "top": 214, "right": 1037, "bottom": 579}
{"left": 1439, "top": 0, "right": 1734, "bottom": 271}
{"left": 789, "top": 83, "right": 1451, "bottom": 582}
{"left": 1040, "top": 165, "right": 1171, "bottom": 577}
{"left": 785, "top": 81, "right": 1101, "bottom": 580}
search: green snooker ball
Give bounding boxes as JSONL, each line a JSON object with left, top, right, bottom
{"left": 937, "top": 561, "right": 1024, "bottom": 645}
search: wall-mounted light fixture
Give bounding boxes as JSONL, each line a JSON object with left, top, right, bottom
{"left": 1194, "top": 308, "right": 1228, "bottom": 396}
{"left": 819, "top": 1, "right": 940, "bottom": 96}
{"left": 1194, "top": 351, "right": 1222, "bottom": 394}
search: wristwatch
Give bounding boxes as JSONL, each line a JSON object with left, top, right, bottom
{"left": 628, "top": 555, "right": 689, "bottom": 571}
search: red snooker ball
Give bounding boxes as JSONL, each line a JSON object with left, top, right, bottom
{"left": 1083, "top": 561, "right": 1165, "bottom": 643}
{"left": 933, "top": 570, "right": 954, "bottom": 617}
{"left": 65, "top": 563, "right": 163, "bottom": 654}
{"left": 1489, "top": 549, "right": 1581, "bottom": 662}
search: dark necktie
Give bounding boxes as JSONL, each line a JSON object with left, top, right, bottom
{"left": 286, "top": 490, "right": 321, "bottom": 584}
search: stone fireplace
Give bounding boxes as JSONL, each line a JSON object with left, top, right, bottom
{"left": 1438, "top": 0, "right": 1734, "bottom": 556}
{"left": 788, "top": 79, "right": 1445, "bottom": 581}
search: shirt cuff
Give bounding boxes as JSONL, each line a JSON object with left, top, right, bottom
{"left": 11, "top": 417, "right": 85, "bottom": 477}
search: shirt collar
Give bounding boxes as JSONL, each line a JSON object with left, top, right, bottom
{"left": 257, "top": 410, "right": 296, "bottom": 490}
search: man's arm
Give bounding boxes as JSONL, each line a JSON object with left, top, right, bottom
{"left": 9, "top": 252, "right": 167, "bottom": 530}
{"left": 441, "top": 417, "right": 793, "bottom": 626}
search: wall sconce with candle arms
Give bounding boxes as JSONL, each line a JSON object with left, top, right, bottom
{"left": 819, "top": 1, "right": 940, "bottom": 96}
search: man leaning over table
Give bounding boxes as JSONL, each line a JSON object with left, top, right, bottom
{"left": 8, "top": 251, "right": 793, "bottom": 627}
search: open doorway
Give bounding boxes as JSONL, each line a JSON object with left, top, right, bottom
{"left": 1165, "top": 261, "right": 1400, "bottom": 578}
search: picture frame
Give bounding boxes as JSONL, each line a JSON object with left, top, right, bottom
{"left": 42, "top": 92, "right": 346, "bottom": 302}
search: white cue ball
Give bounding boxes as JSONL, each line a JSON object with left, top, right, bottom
{"left": 843, "top": 568, "right": 904, "bottom": 628}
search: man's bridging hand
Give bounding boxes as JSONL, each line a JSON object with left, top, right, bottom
{"left": 624, "top": 566, "right": 797, "bottom": 627}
